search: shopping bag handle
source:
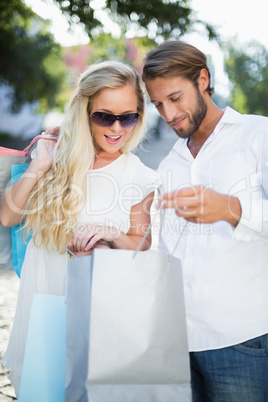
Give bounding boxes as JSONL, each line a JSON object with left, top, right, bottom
{"left": 66, "top": 202, "right": 187, "bottom": 260}
{"left": 133, "top": 200, "right": 188, "bottom": 259}
{"left": 23, "top": 133, "right": 58, "bottom": 156}
{"left": 67, "top": 247, "right": 77, "bottom": 259}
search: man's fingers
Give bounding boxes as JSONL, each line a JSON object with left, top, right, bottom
{"left": 160, "top": 197, "right": 199, "bottom": 210}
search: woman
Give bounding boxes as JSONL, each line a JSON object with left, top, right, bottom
{"left": 0, "top": 60, "right": 161, "bottom": 396}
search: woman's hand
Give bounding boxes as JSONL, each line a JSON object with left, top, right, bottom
{"left": 68, "top": 242, "right": 111, "bottom": 258}
{"left": 0, "top": 127, "right": 60, "bottom": 227}
{"left": 67, "top": 191, "right": 156, "bottom": 255}
{"left": 32, "top": 127, "right": 59, "bottom": 174}
{"left": 67, "top": 224, "right": 120, "bottom": 255}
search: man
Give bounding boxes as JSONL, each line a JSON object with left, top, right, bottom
{"left": 142, "top": 40, "right": 268, "bottom": 401}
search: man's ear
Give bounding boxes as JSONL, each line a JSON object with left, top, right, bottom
{"left": 197, "top": 68, "right": 209, "bottom": 93}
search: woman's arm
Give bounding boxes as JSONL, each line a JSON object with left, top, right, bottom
{"left": 67, "top": 191, "right": 155, "bottom": 254}
{"left": 0, "top": 131, "right": 58, "bottom": 227}
{"left": 111, "top": 191, "right": 155, "bottom": 250}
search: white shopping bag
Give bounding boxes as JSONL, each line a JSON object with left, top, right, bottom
{"left": 66, "top": 249, "right": 191, "bottom": 402}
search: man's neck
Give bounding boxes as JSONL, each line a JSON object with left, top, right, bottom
{"left": 187, "top": 102, "right": 224, "bottom": 158}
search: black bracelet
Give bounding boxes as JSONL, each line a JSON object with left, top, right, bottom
{"left": 98, "top": 240, "right": 113, "bottom": 248}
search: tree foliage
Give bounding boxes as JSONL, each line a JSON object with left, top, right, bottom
{"left": 224, "top": 41, "right": 268, "bottom": 115}
{"left": 53, "top": 0, "right": 219, "bottom": 44}
{"left": 87, "top": 33, "right": 127, "bottom": 64}
{"left": 0, "top": 0, "right": 67, "bottom": 112}
{"left": 0, "top": 0, "right": 220, "bottom": 112}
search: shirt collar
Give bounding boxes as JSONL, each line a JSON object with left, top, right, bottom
{"left": 172, "top": 106, "right": 242, "bottom": 155}
{"left": 217, "top": 106, "right": 242, "bottom": 126}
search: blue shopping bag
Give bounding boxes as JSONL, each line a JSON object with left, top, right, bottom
{"left": 0, "top": 133, "right": 57, "bottom": 273}
{"left": 19, "top": 293, "right": 66, "bottom": 402}
{"left": 11, "top": 164, "right": 32, "bottom": 277}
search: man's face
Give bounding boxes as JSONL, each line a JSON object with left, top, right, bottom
{"left": 145, "top": 76, "right": 207, "bottom": 139}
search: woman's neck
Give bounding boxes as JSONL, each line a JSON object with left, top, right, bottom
{"left": 93, "top": 150, "right": 122, "bottom": 169}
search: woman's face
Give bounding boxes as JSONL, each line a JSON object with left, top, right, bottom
{"left": 90, "top": 84, "right": 138, "bottom": 155}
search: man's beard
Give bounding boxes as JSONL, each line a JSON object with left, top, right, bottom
{"left": 171, "top": 87, "right": 207, "bottom": 139}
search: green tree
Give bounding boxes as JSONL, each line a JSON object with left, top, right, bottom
{"left": 86, "top": 33, "right": 146, "bottom": 70}
{"left": 0, "top": 0, "right": 67, "bottom": 112}
{"left": 224, "top": 41, "right": 268, "bottom": 115}
{"left": 87, "top": 33, "right": 127, "bottom": 63}
{"left": 53, "top": 0, "right": 219, "bottom": 44}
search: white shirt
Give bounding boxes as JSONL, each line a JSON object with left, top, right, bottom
{"left": 158, "top": 107, "right": 268, "bottom": 351}
{"left": 80, "top": 152, "right": 161, "bottom": 234}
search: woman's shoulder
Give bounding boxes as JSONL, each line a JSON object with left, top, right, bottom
{"left": 121, "top": 152, "right": 142, "bottom": 164}
{"left": 122, "top": 152, "right": 153, "bottom": 170}
{"left": 122, "top": 152, "right": 155, "bottom": 173}
{"left": 122, "top": 152, "right": 162, "bottom": 189}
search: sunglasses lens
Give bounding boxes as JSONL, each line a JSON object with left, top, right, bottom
{"left": 91, "top": 112, "right": 113, "bottom": 127}
{"left": 92, "top": 112, "right": 139, "bottom": 128}
{"left": 119, "top": 113, "right": 140, "bottom": 128}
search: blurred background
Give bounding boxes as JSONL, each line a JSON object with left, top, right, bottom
{"left": 0, "top": 0, "right": 268, "bottom": 146}
{"left": 0, "top": 1, "right": 268, "bottom": 399}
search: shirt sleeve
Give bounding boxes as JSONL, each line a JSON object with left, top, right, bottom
{"left": 234, "top": 137, "right": 268, "bottom": 244}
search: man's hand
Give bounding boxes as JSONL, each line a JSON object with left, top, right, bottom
{"left": 159, "top": 185, "right": 242, "bottom": 227}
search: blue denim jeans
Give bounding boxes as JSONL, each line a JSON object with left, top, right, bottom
{"left": 190, "top": 334, "right": 268, "bottom": 402}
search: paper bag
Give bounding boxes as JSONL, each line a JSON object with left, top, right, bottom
{"left": 0, "top": 134, "right": 57, "bottom": 269}
{"left": 66, "top": 249, "right": 191, "bottom": 402}
{"left": 10, "top": 164, "right": 32, "bottom": 277}
{"left": 19, "top": 294, "right": 66, "bottom": 402}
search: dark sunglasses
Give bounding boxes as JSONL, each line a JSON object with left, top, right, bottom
{"left": 91, "top": 112, "right": 140, "bottom": 128}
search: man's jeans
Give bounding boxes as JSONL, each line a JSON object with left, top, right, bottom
{"left": 190, "top": 334, "right": 268, "bottom": 402}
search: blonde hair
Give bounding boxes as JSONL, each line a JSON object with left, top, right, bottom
{"left": 142, "top": 40, "right": 214, "bottom": 96}
{"left": 24, "top": 60, "right": 146, "bottom": 253}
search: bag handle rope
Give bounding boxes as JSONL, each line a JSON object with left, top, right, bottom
{"left": 67, "top": 200, "right": 186, "bottom": 261}
{"left": 23, "top": 133, "right": 58, "bottom": 156}
{"left": 133, "top": 200, "right": 187, "bottom": 259}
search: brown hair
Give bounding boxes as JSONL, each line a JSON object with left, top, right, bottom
{"left": 142, "top": 40, "right": 214, "bottom": 96}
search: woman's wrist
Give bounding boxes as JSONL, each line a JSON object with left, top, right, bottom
{"left": 98, "top": 240, "right": 113, "bottom": 248}
{"left": 109, "top": 228, "right": 122, "bottom": 249}
{"left": 29, "top": 158, "right": 51, "bottom": 177}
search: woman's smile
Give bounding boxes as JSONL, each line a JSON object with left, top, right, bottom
{"left": 104, "top": 134, "right": 122, "bottom": 144}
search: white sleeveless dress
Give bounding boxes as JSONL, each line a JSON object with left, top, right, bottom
{"left": 2, "top": 153, "right": 161, "bottom": 396}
